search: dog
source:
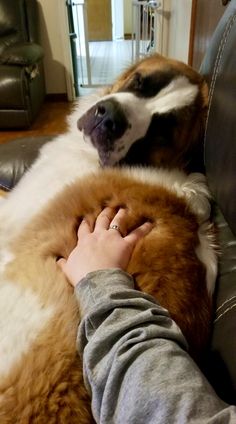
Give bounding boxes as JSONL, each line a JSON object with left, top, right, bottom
{"left": 0, "top": 54, "right": 216, "bottom": 423}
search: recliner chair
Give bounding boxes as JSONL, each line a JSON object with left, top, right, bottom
{"left": 0, "top": 0, "right": 45, "bottom": 128}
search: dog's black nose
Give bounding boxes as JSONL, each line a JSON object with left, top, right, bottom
{"left": 78, "top": 98, "right": 129, "bottom": 146}
{"left": 94, "top": 103, "right": 116, "bottom": 132}
{"left": 93, "top": 99, "right": 128, "bottom": 139}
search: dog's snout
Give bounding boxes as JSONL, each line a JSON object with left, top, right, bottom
{"left": 78, "top": 97, "right": 129, "bottom": 147}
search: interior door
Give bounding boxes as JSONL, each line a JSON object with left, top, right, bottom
{"left": 87, "top": 0, "right": 112, "bottom": 41}
{"left": 189, "top": 0, "right": 230, "bottom": 69}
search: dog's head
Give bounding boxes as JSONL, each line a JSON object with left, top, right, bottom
{"left": 78, "top": 54, "right": 208, "bottom": 170}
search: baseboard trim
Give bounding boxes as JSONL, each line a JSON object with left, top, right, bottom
{"left": 124, "top": 33, "right": 132, "bottom": 40}
{"left": 46, "top": 93, "right": 68, "bottom": 102}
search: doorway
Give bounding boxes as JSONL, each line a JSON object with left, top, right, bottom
{"left": 87, "top": 0, "right": 112, "bottom": 41}
{"left": 66, "top": 0, "right": 163, "bottom": 95}
{"left": 68, "top": 0, "right": 132, "bottom": 94}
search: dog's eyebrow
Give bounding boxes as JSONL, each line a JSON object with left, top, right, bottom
{"left": 147, "top": 76, "right": 199, "bottom": 114}
{"left": 122, "top": 69, "right": 180, "bottom": 98}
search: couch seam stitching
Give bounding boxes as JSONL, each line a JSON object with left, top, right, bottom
{"left": 216, "top": 295, "right": 236, "bottom": 312}
{"left": 204, "top": 13, "right": 236, "bottom": 154}
{"left": 214, "top": 302, "right": 236, "bottom": 323}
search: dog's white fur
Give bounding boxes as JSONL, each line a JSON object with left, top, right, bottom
{"left": 0, "top": 279, "right": 55, "bottom": 378}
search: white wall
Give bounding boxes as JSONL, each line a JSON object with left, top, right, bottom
{"left": 161, "top": 0, "right": 192, "bottom": 63}
{"left": 37, "top": 0, "right": 68, "bottom": 95}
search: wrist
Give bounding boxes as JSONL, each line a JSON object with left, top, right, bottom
{"left": 74, "top": 268, "right": 135, "bottom": 316}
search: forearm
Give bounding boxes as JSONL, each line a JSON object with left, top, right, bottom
{"left": 75, "top": 269, "right": 235, "bottom": 424}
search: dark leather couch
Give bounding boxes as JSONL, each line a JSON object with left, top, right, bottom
{"left": 0, "top": 0, "right": 45, "bottom": 128}
{"left": 200, "top": 0, "right": 236, "bottom": 404}
{"left": 0, "top": 0, "right": 235, "bottom": 406}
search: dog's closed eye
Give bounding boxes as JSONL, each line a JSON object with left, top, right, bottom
{"left": 131, "top": 72, "right": 144, "bottom": 90}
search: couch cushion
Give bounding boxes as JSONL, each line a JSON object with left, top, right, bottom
{"left": 0, "top": 136, "right": 53, "bottom": 191}
{"left": 204, "top": 206, "right": 236, "bottom": 404}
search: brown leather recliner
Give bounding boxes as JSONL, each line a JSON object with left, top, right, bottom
{"left": 0, "top": 0, "right": 45, "bottom": 128}
{"left": 0, "top": 0, "right": 235, "bottom": 406}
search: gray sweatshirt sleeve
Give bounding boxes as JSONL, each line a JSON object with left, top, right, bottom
{"left": 75, "top": 268, "right": 236, "bottom": 424}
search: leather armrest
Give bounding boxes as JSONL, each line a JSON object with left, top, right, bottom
{"left": 0, "top": 42, "right": 44, "bottom": 66}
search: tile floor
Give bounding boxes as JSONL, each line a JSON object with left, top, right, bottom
{"left": 77, "top": 39, "right": 133, "bottom": 95}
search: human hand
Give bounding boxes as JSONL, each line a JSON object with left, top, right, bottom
{"left": 57, "top": 207, "right": 152, "bottom": 287}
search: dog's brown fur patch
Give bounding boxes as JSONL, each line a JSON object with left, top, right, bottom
{"left": 1, "top": 169, "right": 213, "bottom": 423}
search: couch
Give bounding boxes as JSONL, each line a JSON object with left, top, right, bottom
{"left": 200, "top": 0, "right": 236, "bottom": 403}
{"left": 0, "top": 0, "right": 45, "bottom": 128}
{"left": 0, "top": 0, "right": 235, "bottom": 405}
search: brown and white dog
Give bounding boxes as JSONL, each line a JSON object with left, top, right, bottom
{"left": 0, "top": 54, "right": 216, "bottom": 423}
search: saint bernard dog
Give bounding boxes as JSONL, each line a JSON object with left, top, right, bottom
{"left": 0, "top": 54, "right": 217, "bottom": 423}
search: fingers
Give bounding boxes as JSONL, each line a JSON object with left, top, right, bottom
{"left": 57, "top": 257, "right": 66, "bottom": 270}
{"left": 94, "top": 207, "right": 116, "bottom": 231}
{"left": 125, "top": 221, "right": 153, "bottom": 245}
{"left": 78, "top": 207, "right": 152, "bottom": 245}
{"left": 77, "top": 218, "right": 91, "bottom": 238}
{"left": 109, "top": 208, "right": 127, "bottom": 236}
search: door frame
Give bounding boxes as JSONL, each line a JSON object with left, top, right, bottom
{"left": 58, "top": 1, "right": 76, "bottom": 100}
{"left": 111, "top": 0, "right": 124, "bottom": 40}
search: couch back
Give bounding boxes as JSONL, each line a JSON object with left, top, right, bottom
{"left": 201, "top": 0, "right": 236, "bottom": 237}
{"left": 0, "top": 0, "right": 39, "bottom": 52}
{"left": 200, "top": 0, "right": 236, "bottom": 404}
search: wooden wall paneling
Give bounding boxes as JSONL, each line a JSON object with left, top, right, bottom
{"left": 189, "top": 0, "right": 228, "bottom": 70}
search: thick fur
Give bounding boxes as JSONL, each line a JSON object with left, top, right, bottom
{"left": 0, "top": 54, "right": 215, "bottom": 423}
{"left": 0, "top": 167, "right": 217, "bottom": 423}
